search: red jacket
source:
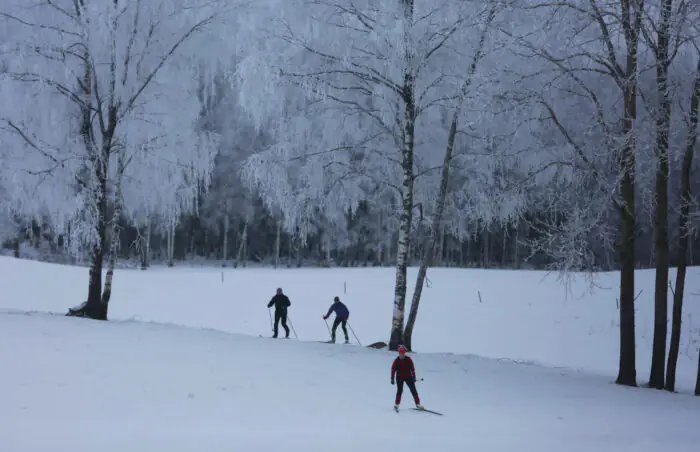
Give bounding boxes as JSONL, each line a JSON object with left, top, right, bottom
{"left": 391, "top": 356, "right": 416, "bottom": 380}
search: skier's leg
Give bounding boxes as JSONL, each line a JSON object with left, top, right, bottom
{"left": 406, "top": 378, "right": 420, "bottom": 405}
{"left": 281, "top": 310, "right": 290, "bottom": 337}
{"left": 341, "top": 319, "right": 349, "bottom": 342}
{"left": 273, "top": 310, "right": 280, "bottom": 337}
{"left": 331, "top": 318, "right": 341, "bottom": 342}
{"left": 395, "top": 378, "right": 404, "bottom": 405}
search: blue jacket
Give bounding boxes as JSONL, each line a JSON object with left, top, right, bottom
{"left": 325, "top": 301, "right": 349, "bottom": 320}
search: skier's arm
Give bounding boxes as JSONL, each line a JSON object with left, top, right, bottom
{"left": 409, "top": 358, "right": 416, "bottom": 379}
{"left": 391, "top": 358, "right": 398, "bottom": 381}
{"left": 324, "top": 305, "right": 334, "bottom": 318}
{"left": 267, "top": 298, "right": 274, "bottom": 308}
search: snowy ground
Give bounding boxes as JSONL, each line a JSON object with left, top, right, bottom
{"left": 2, "top": 257, "right": 700, "bottom": 451}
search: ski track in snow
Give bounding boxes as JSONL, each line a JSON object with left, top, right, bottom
{"left": 1, "top": 257, "right": 700, "bottom": 451}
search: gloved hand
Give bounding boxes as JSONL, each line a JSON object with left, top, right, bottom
{"left": 323, "top": 315, "right": 328, "bottom": 320}
{"left": 391, "top": 380, "right": 395, "bottom": 385}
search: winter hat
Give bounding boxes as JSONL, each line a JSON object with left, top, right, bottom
{"left": 334, "top": 296, "right": 340, "bottom": 302}
{"left": 276, "top": 288, "right": 283, "bottom": 295}
{"left": 398, "top": 345, "right": 407, "bottom": 354}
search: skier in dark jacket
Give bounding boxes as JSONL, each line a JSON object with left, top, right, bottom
{"left": 323, "top": 296, "right": 349, "bottom": 343}
{"left": 267, "top": 288, "right": 291, "bottom": 338}
{"left": 391, "top": 345, "right": 423, "bottom": 411}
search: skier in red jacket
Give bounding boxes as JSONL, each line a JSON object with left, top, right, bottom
{"left": 391, "top": 345, "right": 423, "bottom": 411}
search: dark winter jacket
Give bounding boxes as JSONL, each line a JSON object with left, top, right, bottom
{"left": 267, "top": 294, "right": 291, "bottom": 312}
{"left": 324, "top": 301, "right": 349, "bottom": 320}
{"left": 391, "top": 356, "right": 416, "bottom": 381}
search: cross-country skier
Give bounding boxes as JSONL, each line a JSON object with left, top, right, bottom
{"left": 267, "top": 288, "right": 291, "bottom": 338}
{"left": 323, "top": 296, "right": 349, "bottom": 343}
{"left": 391, "top": 345, "right": 423, "bottom": 411}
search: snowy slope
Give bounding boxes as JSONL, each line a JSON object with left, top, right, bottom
{"left": 3, "top": 310, "right": 700, "bottom": 452}
{"left": 1, "top": 256, "right": 699, "bottom": 390}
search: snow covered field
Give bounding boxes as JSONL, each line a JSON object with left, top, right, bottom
{"left": 2, "top": 257, "right": 700, "bottom": 451}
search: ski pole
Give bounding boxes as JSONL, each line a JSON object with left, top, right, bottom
{"left": 268, "top": 308, "right": 273, "bottom": 332}
{"left": 323, "top": 318, "right": 332, "bottom": 338}
{"left": 287, "top": 315, "right": 299, "bottom": 340}
{"left": 347, "top": 322, "right": 362, "bottom": 346}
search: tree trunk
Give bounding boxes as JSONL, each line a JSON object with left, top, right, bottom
{"left": 67, "top": 52, "right": 108, "bottom": 320}
{"left": 236, "top": 221, "right": 248, "bottom": 267}
{"left": 81, "top": 178, "right": 108, "bottom": 320}
{"left": 482, "top": 227, "right": 490, "bottom": 267}
{"left": 616, "top": 103, "right": 638, "bottom": 387}
{"left": 438, "top": 225, "right": 446, "bottom": 266}
{"left": 13, "top": 232, "right": 20, "bottom": 258}
{"left": 696, "top": 352, "right": 700, "bottom": 396}
{"left": 167, "top": 216, "right": 175, "bottom": 267}
{"left": 101, "top": 152, "right": 126, "bottom": 312}
{"left": 388, "top": 0, "right": 416, "bottom": 352}
{"left": 666, "top": 56, "right": 700, "bottom": 392}
{"left": 275, "top": 219, "right": 282, "bottom": 268}
{"left": 222, "top": 215, "right": 229, "bottom": 267}
{"left": 390, "top": 170, "right": 414, "bottom": 350}
{"left": 615, "top": 0, "right": 643, "bottom": 388}
{"left": 514, "top": 219, "right": 521, "bottom": 269}
{"left": 501, "top": 225, "right": 508, "bottom": 268}
{"left": 648, "top": 0, "right": 673, "bottom": 390}
{"left": 140, "top": 218, "right": 151, "bottom": 270}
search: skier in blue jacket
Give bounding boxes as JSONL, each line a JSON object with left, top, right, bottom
{"left": 323, "top": 296, "right": 350, "bottom": 343}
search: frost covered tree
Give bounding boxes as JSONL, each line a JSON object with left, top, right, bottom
{"left": 510, "top": 0, "right": 647, "bottom": 386}
{"left": 641, "top": 0, "right": 690, "bottom": 390}
{"left": 0, "top": 0, "right": 232, "bottom": 319}
{"left": 665, "top": 13, "right": 700, "bottom": 392}
{"left": 403, "top": 2, "right": 501, "bottom": 351}
{"left": 235, "top": 0, "right": 527, "bottom": 350}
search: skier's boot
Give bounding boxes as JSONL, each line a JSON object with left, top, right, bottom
{"left": 415, "top": 404, "right": 424, "bottom": 410}
{"left": 394, "top": 405, "right": 399, "bottom": 412}
{"left": 344, "top": 338, "right": 350, "bottom": 344}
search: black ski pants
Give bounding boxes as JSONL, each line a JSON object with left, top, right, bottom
{"left": 273, "top": 309, "right": 289, "bottom": 338}
{"left": 395, "top": 377, "right": 420, "bottom": 405}
{"left": 331, "top": 317, "right": 348, "bottom": 341}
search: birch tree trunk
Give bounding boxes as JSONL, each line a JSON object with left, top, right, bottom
{"left": 666, "top": 55, "right": 700, "bottom": 392}
{"left": 388, "top": 0, "right": 417, "bottom": 351}
{"left": 101, "top": 153, "right": 127, "bottom": 312}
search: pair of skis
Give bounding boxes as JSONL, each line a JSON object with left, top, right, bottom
{"left": 395, "top": 406, "right": 443, "bottom": 416}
